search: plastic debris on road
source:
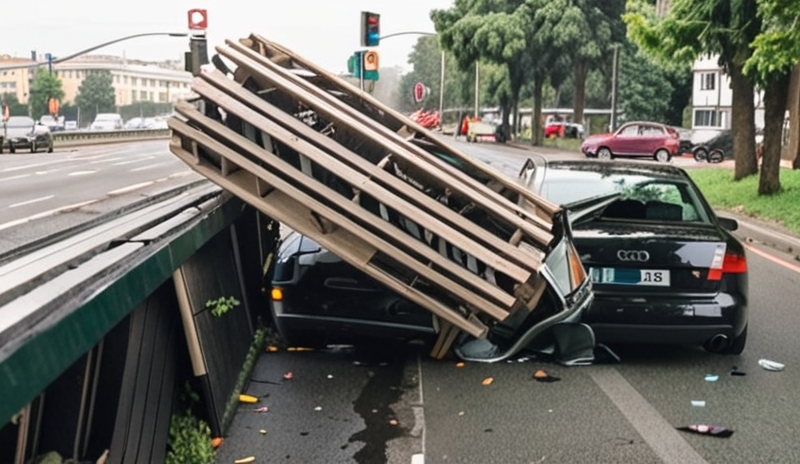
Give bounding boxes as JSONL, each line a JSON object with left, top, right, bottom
{"left": 283, "top": 371, "right": 294, "bottom": 380}
{"left": 210, "top": 437, "right": 223, "bottom": 449}
{"left": 287, "top": 347, "right": 314, "bottom": 352}
{"left": 758, "top": 359, "right": 785, "bottom": 372}
{"left": 266, "top": 345, "right": 279, "bottom": 352}
{"left": 455, "top": 362, "right": 465, "bottom": 368}
{"left": 389, "top": 418, "right": 399, "bottom": 426}
{"left": 676, "top": 425, "right": 734, "bottom": 438}
{"left": 482, "top": 377, "right": 494, "bottom": 386}
{"left": 239, "top": 394, "right": 259, "bottom": 404}
{"left": 704, "top": 374, "right": 719, "bottom": 382}
{"left": 253, "top": 406, "right": 269, "bottom": 413}
{"left": 691, "top": 400, "right": 706, "bottom": 408}
{"left": 533, "top": 369, "right": 561, "bottom": 382}
{"left": 730, "top": 365, "right": 747, "bottom": 376}
{"left": 259, "top": 429, "right": 267, "bottom": 435}
{"left": 314, "top": 406, "right": 322, "bottom": 411}
{"left": 234, "top": 456, "right": 256, "bottom": 464}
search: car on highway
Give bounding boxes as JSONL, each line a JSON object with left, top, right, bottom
{"left": 90, "top": 113, "right": 123, "bottom": 131}
{"left": 1, "top": 116, "right": 54, "bottom": 154}
{"left": 581, "top": 121, "right": 680, "bottom": 162}
{"left": 544, "top": 121, "right": 585, "bottom": 139}
{"left": 525, "top": 158, "right": 748, "bottom": 354}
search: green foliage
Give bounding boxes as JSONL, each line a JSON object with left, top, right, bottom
{"left": 617, "top": 45, "right": 679, "bottom": 124}
{"left": 206, "top": 296, "right": 240, "bottom": 317}
{"left": 166, "top": 382, "right": 215, "bottom": 464}
{"left": 1, "top": 93, "right": 29, "bottom": 117}
{"left": 75, "top": 70, "right": 116, "bottom": 124}
{"left": 688, "top": 168, "right": 800, "bottom": 233}
{"left": 222, "top": 325, "right": 268, "bottom": 431}
{"left": 29, "top": 72, "right": 65, "bottom": 120}
{"left": 744, "top": 0, "right": 800, "bottom": 85}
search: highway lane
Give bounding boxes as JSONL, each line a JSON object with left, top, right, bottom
{"left": 0, "top": 140, "right": 195, "bottom": 229}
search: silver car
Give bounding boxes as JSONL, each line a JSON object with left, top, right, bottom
{"left": 1, "top": 116, "right": 54, "bottom": 154}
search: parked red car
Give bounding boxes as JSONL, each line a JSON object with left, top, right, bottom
{"left": 581, "top": 121, "right": 680, "bottom": 162}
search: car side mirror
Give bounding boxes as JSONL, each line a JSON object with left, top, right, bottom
{"left": 718, "top": 217, "right": 738, "bottom": 231}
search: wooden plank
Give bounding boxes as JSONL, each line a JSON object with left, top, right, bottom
{"left": 245, "top": 34, "right": 562, "bottom": 218}
{"left": 171, "top": 105, "right": 519, "bottom": 311}
{"left": 171, "top": 143, "right": 490, "bottom": 338}
{"left": 430, "top": 321, "right": 460, "bottom": 360}
{"left": 168, "top": 117, "right": 507, "bottom": 331}
{"left": 216, "top": 41, "right": 555, "bottom": 248}
{"left": 191, "top": 74, "right": 544, "bottom": 276}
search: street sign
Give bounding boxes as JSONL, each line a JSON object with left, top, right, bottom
{"left": 349, "top": 51, "right": 378, "bottom": 81}
{"left": 413, "top": 82, "right": 429, "bottom": 103}
{"left": 2, "top": 103, "right": 9, "bottom": 122}
{"left": 48, "top": 98, "right": 59, "bottom": 116}
{"left": 188, "top": 9, "right": 208, "bottom": 30}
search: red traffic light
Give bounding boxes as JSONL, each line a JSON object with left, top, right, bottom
{"left": 48, "top": 98, "right": 60, "bottom": 116}
{"left": 360, "top": 11, "right": 380, "bottom": 47}
{"left": 188, "top": 9, "right": 208, "bottom": 30}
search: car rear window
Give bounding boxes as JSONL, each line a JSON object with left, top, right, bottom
{"left": 540, "top": 167, "right": 711, "bottom": 224}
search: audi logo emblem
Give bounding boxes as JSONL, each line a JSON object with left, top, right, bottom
{"left": 617, "top": 250, "right": 650, "bottom": 262}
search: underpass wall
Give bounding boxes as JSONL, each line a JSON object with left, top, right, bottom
{"left": 0, "top": 194, "right": 278, "bottom": 462}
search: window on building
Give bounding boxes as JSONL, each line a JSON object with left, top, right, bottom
{"left": 124, "top": 76, "right": 129, "bottom": 84}
{"left": 140, "top": 90, "right": 147, "bottom": 100}
{"left": 159, "top": 92, "right": 168, "bottom": 102}
{"left": 149, "top": 91, "right": 154, "bottom": 101}
{"left": 694, "top": 109, "right": 719, "bottom": 127}
{"left": 132, "top": 90, "right": 137, "bottom": 102}
{"left": 132, "top": 77, "right": 138, "bottom": 86}
{"left": 700, "top": 72, "right": 716, "bottom": 91}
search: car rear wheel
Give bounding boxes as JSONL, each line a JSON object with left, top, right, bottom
{"left": 654, "top": 149, "right": 671, "bottom": 162}
{"left": 30, "top": 142, "right": 36, "bottom": 153}
{"left": 597, "top": 147, "right": 613, "bottom": 160}
{"left": 693, "top": 147, "right": 708, "bottom": 162}
{"left": 708, "top": 149, "right": 724, "bottom": 163}
{"left": 9, "top": 143, "right": 15, "bottom": 154}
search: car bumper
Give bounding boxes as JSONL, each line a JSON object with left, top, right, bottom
{"left": 581, "top": 291, "right": 747, "bottom": 344}
{"left": 7, "top": 137, "right": 34, "bottom": 148}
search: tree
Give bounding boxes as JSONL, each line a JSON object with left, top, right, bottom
{"left": 398, "top": 36, "right": 472, "bottom": 115}
{"left": 617, "top": 43, "right": 681, "bottom": 124}
{"left": 625, "top": 0, "right": 761, "bottom": 181}
{"left": 29, "top": 72, "right": 65, "bottom": 121}
{"left": 75, "top": 70, "right": 116, "bottom": 124}
{"left": 1, "top": 93, "right": 29, "bottom": 117}
{"left": 744, "top": 0, "right": 800, "bottom": 192}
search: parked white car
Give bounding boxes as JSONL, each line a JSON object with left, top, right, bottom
{"left": 90, "top": 113, "right": 123, "bottom": 131}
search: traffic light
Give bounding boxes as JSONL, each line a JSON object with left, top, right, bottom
{"left": 361, "top": 12, "right": 380, "bottom": 47}
{"left": 363, "top": 50, "right": 379, "bottom": 72}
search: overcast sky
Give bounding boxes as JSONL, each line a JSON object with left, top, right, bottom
{"left": 2, "top": 0, "right": 455, "bottom": 73}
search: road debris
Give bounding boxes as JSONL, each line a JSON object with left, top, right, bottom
{"left": 266, "top": 345, "right": 279, "bottom": 352}
{"left": 730, "top": 365, "right": 746, "bottom": 376}
{"left": 253, "top": 406, "right": 269, "bottom": 413}
{"left": 482, "top": 377, "right": 494, "bottom": 386}
{"left": 389, "top": 418, "right": 399, "bottom": 426}
{"left": 704, "top": 374, "right": 719, "bottom": 382}
{"left": 533, "top": 369, "right": 561, "bottom": 382}
{"left": 314, "top": 406, "right": 322, "bottom": 411}
{"left": 676, "top": 425, "right": 734, "bottom": 438}
{"left": 758, "top": 359, "right": 785, "bottom": 372}
{"left": 283, "top": 371, "right": 294, "bottom": 380}
{"left": 259, "top": 429, "right": 267, "bottom": 435}
{"left": 691, "top": 400, "right": 706, "bottom": 408}
{"left": 210, "top": 437, "right": 223, "bottom": 449}
{"left": 234, "top": 456, "right": 256, "bottom": 464}
{"left": 455, "top": 362, "right": 465, "bottom": 368}
{"left": 239, "top": 394, "right": 259, "bottom": 404}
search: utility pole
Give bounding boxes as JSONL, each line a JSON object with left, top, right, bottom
{"left": 610, "top": 44, "right": 620, "bottom": 132}
{"left": 439, "top": 50, "right": 445, "bottom": 116}
{"left": 474, "top": 61, "right": 479, "bottom": 117}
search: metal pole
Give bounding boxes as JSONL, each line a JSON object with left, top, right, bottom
{"left": 474, "top": 61, "right": 479, "bottom": 117}
{"left": 359, "top": 51, "right": 365, "bottom": 92}
{"left": 610, "top": 44, "right": 619, "bottom": 132}
{"left": 438, "top": 50, "right": 445, "bottom": 115}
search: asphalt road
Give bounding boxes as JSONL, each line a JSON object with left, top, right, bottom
{"left": 0, "top": 140, "right": 202, "bottom": 257}
{"left": 215, "top": 139, "right": 800, "bottom": 464}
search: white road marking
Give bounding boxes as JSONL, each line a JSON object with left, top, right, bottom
{"left": 89, "top": 157, "right": 124, "bottom": 164}
{"left": 412, "top": 353, "right": 426, "bottom": 464}
{"left": 0, "top": 199, "right": 99, "bottom": 232}
{"left": 9, "top": 195, "right": 55, "bottom": 209}
{"left": 108, "top": 181, "right": 155, "bottom": 195}
{"left": 129, "top": 162, "right": 168, "bottom": 172}
{"left": 68, "top": 170, "right": 97, "bottom": 176}
{"left": 112, "top": 156, "right": 156, "bottom": 166}
{"left": 1, "top": 159, "right": 73, "bottom": 172}
{"left": 589, "top": 367, "right": 708, "bottom": 464}
{"left": 0, "top": 174, "right": 31, "bottom": 182}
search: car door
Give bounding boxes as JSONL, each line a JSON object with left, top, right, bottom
{"left": 636, "top": 124, "right": 666, "bottom": 156}
{"left": 612, "top": 123, "right": 641, "bottom": 156}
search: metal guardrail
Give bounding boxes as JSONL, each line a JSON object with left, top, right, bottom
{"left": 52, "top": 128, "right": 171, "bottom": 147}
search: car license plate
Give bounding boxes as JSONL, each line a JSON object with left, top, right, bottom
{"left": 589, "top": 267, "right": 670, "bottom": 287}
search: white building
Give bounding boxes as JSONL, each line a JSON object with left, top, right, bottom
{"left": 691, "top": 54, "right": 765, "bottom": 144}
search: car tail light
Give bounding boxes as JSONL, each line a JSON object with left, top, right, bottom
{"left": 271, "top": 287, "right": 284, "bottom": 301}
{"left": 707, "top": 245, "right": 747, "bottom": 281}
{"left": 567, "top": 242, "right": 587, "bottom": 289}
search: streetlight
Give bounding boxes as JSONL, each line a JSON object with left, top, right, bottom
{"left": 0, "top": 32, "right": 189, "bottom": 72}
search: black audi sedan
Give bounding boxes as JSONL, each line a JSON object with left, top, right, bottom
{"left": 523, "top": 158, "right": 748, "bottom": 354}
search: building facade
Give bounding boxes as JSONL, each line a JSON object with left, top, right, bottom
{"left": 690, "top": 54, "right": 766, "bottom": 144}
{"left": 0, "top": 54, "right": 194, "bottom": 107}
